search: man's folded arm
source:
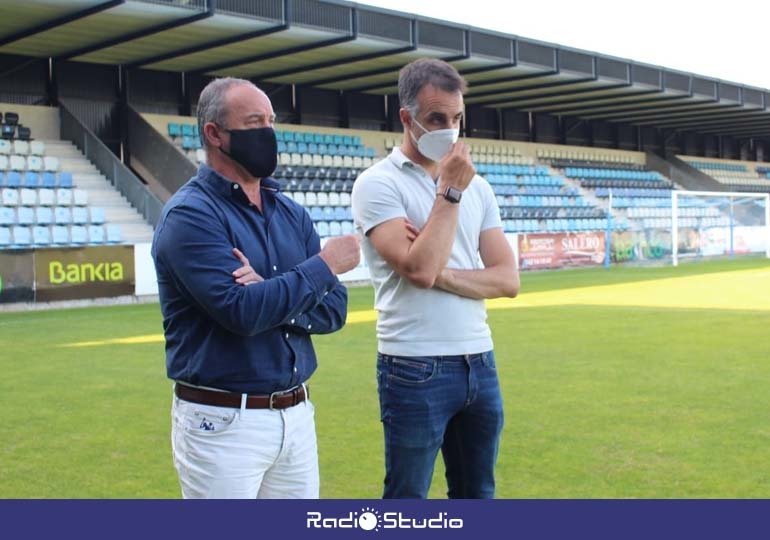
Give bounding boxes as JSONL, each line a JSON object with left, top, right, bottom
{"left": 155, "top": 205, "right": 338, "bottom": 336}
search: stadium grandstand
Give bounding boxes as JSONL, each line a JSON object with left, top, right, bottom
{"left": 0, "top": 0, "right": 768, "bottom": 302}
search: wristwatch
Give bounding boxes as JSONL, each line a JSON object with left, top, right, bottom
{"left": 439, "top": 186, "right": 463, "bottom": 204}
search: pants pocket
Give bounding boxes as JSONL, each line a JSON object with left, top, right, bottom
{"left": 175, "top": 399, "right": 239, "bottom": 435}
{"left": 388, "top": 356, "right": 437, "bottom": 385}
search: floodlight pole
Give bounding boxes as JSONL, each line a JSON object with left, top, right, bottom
{"left": 765, "top": 193, "right": 770, "bottom": 259}
{"left": 604, "top": 188, "right": 613, "bottom": 268}
{"left": 671, "top": 190, "right": 679, "bottom": 267}
{"left": 729, "top": 198, "right": 735, "bottom": 259}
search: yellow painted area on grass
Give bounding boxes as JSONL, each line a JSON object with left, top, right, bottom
{"left": 486, "top": 267, "right": 770, "bottom": 313}
{"left": 63, "top": 334, "right": 165, "bottom": 347}
{"left": 345, "top": 310, "right": 378, "bottom": 324}
{"left": 62, "top": 268, "right": 769, "bottom": 347}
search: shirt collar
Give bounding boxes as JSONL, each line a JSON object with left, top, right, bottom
{"left": 388, "top": 147, "right": 415, "bottom": 170}
{"left": 199, "top": 163, "right": 281, "bottom": 198}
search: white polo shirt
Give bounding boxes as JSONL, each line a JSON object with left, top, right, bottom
{"left": 351, "top": 147, "right": 502, "bottom": 356}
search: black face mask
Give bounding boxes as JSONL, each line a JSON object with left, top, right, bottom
{"left": 220, "top": 127, "right": 277, "bottom": 179}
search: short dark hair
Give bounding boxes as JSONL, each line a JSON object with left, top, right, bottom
{"left": 398, "top": 58, "right": 467, "bottom": 116}
{"left": 197, "top": 77, "right": 253, "bottom": 148}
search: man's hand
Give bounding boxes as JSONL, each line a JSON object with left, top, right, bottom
{"left": 319, "top": 234, "right": 361, "bottom": 275}
{"left": 437, "top": 141, "right": 475, "bottom": 193}
{"left": 232, "top": 247, "right": 264, "bottom": 285}
{"left": 405, "top": 218, "right": 420, "bottom": 242}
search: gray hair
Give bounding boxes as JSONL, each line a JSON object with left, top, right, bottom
{"left": 398, "top": 58, "right": 467, "bottom": 116}
{"left": 197, "top": 77, "right": 254, "bottom": 148}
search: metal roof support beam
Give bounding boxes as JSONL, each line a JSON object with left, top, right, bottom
{"left": 130, "top": 0, "right": 293, "bottom": 68}
{"left": 352, "top": 68, "right": 555, "bottom": 95}
{"left": 192, "top": 4, "right": 358, "bottom": 74}
{"left": 466, "top": 76, "right": 594, "bottom": 100}
{"left": 548, "top": 95, "right": 700, "bottom": 117}
{"left": 668, "top": 110, "right": 770, "bottom": 126}
{"left": 129, "top": 24, "right": 289, "bottom": 69}
{"left": 57, "top": 1, "right": 216, "bottom": 61}
{"left": 305, "top": 61, "right": 407, "bottom": 88}
{"left": 583, "top": 101, "right": 724, "bottom": 122}
{"left": 524, "top": 89, "right": 667, "bottom": 113}
{"left": 0, "top": 0, "right": 124, "bottom": 48}
{"left": 344, "top": 52, "right": 471, "bottom": 93}
{"left": 250, "top": 44, "right": 416, "bottom": 81}
{"left": 196, "top": 33, "right": 357, "bottom": 75}
{"left": 706, "top": 126, "right": 770, "bottom": 136}
{"left": 479, "top": 82, "right": 629, "bottom": 108}
{"left": 693, "top": 117, "right": 770, "bottom": 133}
{"left": 299, "top": 19, "right": 418, "bottom": 87}
{"left": 631, "top": 107, "right": 760, "bottom": 127}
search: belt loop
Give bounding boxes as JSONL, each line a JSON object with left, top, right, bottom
{"left": 302, "top": 382, "right": 309, "bottom": 403}
{"left": 240, "top": 393, "right": 247, "bottom": 411}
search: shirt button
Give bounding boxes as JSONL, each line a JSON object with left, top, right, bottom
{"left": 273, "top": 265, "right": 277, "bottom": 271}
{"left": 290, "top": 319, "right": 295, "bottom": 324}
{"left": 233, "top": 184, "right": 239, "bottom": 190}
{"left": 307, "top": 324, "right": 312, "bottom": 330}
{"left": 293, "top": 367, "right": 297, "bottom": 373}
{"left": 285, "top": 333, "right": 289, "bottom": 339}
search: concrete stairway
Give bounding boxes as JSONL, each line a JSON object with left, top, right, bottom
{"left": 41, "top": 139, "right": 155, "bottom": 244}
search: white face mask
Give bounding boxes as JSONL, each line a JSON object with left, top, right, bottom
{"left": 409, "top": 117, "right": 459, "bottom": 162}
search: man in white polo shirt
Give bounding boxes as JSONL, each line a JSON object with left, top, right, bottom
{"left": 352, "top": 58, "right": 520, "bottom": 499}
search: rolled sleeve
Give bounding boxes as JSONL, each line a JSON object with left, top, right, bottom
{"left": 352, "top": 173, "right": 406, "bottom": 236}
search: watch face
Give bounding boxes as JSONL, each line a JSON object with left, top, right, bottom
{"left": 445, "top": 187, "right": 462, "bottom": 203}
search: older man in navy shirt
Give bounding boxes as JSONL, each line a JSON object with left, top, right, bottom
{"left": 152, "top": 77, "right": 359, "bottom": 499}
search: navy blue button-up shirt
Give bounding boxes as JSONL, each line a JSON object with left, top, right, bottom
{"left": 152, "top": 164, "right": 347, "bottom": 394}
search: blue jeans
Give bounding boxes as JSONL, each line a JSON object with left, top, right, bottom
{"left": 376, "top": 351, "right": 504, "bottom": 499}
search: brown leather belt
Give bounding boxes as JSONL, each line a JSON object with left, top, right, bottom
{"left": 175, "top": 383, "right": 308, "bottom": 410}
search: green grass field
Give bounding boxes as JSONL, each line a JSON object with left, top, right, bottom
{"left": 2, "top": 257, "right": 769, "bottom": 498}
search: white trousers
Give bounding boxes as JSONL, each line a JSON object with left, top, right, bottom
{"left": 171, "top": 391, "right": 319, "bottom": 499}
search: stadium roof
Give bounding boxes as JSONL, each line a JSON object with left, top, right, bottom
{"left": 1, "top": 0, "right": 769, "bottom": 140}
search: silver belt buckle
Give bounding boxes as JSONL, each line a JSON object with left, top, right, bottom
{"left": 268, "top": 390, "right": 280, "bottom": 411}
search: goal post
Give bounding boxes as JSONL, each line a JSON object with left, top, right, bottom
{"left": 671, "top": 190, "right": 770, "bottom": 266}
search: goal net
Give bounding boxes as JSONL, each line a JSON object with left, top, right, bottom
{"left": 672, "top": 190, "right": 770, "bottom": 266}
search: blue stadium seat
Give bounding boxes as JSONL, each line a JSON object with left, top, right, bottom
{"left": 12, "top": 225, "right": 31, "bottom": 246}
{"left": 51, "top": 225, "right": 68, "bottom": 245}
{"left": 16, "top": 206, "right": 34, "bottom": 225}
{"left": 41, "top": 172, "right": 56, "bottom": 188}
{"left": 35, "top": 206, "right": 53, "bottom": 224}
{"left": 54, "top": 206, "right": 72, "bottom": 224}
{"left": 168, "top": 123, "right": 181, "bottom": 138}
{"left": 71, "top": 206, "right": 89, "bottom": 224}
{"left": 106, "top": 224, "right": 122, "bottom": 243}
{"left": 88, "top": 225, "right": 105, "bottom": 244}
{"left": 58, "top": 172, "right": 73, "bottom": 188}
{"left": 5, "top": 171, "right": 21, "bottom": 188}
{"left": 0, "top": 206, "right": 13, "bottom": 225}
{"left": 0, "top": 226, "right": 10, "bottom": 247}
{"left": 89, "top": 207, "right": 105, "bottom": 224}
{"left": 23, "top": 172, "right": 39, "bottom": 188}
{"left": 32, "top": 226, "right": 50, "bottom": 246}
{"left": 70, "top": 225, "right": 87, "bottom": 244}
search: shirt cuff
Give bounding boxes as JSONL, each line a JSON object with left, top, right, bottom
{"left": 297, "top": 254, "right": 338, "bottom": 298}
